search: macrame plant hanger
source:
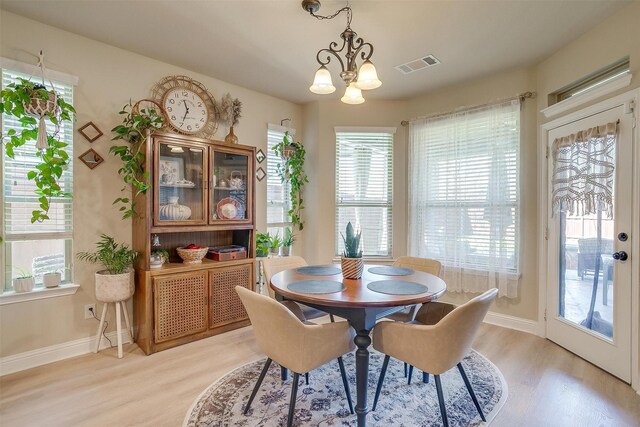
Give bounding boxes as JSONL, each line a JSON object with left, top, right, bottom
{"left": 25, "top": 50, "right": 60, "bottom": 151}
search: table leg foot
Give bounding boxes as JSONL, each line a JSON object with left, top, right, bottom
{"left": 354, "top": 330, "right": 372, "bottom": 426}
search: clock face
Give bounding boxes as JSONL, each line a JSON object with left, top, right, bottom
{"left": 163, "top": 88, "right": 209, "bottom": 135}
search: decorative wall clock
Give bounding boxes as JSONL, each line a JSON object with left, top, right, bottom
{"left": 151, "top": 75, "right": 218, "bottom": 137}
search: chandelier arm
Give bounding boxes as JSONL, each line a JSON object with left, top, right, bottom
{"left": 354, "top": 41, "right": 374, "bottom": 62}
{"left": 316, "top": 47, "right": 346, "bottom": 72}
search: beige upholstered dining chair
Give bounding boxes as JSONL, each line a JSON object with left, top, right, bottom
{"left": 262, "top": 256, "right": 330, "bottom": 321}
{"left": 235, "top": 286, "right": 355, "bottom": 427}
{"left": 372, "top": 288, "right": 498, "bottom": 427}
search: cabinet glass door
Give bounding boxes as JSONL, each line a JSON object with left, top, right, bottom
{"left": 211, "top": 148, "right": 252, "bottom": 223}
{"left": 155, "top": 141, "right": 207, "bottom": 225}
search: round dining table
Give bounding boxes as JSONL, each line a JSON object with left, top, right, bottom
{"left": 270, "top": 264, "right": 447, "bottom": 427}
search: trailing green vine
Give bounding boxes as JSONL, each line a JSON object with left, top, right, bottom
{"left": 274, "top": 131, "right": 309, "bottom": 231}
{"left": 0, "top": 78, "right": 75, "bottom": 223}
{"left": 110, "top": 100, "right": 165, "bottom": 219}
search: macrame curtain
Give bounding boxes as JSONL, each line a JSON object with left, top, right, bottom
{"left": 552, "top": 122, "right": 617, "bottom": 219}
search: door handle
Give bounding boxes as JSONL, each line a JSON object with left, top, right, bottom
{"left": 612, "top": 251, "right": 628, "bottom": 261}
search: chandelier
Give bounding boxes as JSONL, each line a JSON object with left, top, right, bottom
{"left": 302, "top": 0, "right": 381, "bottom": 104}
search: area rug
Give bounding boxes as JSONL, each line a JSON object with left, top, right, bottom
{"left": 184, "top": 349, "right": 507, "bottom": 427}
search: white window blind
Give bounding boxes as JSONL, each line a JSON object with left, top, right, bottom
{"left": 335, "top": 128, "right": 394, "bottom": 258}
{"left": 266, "top": 125, "right": 292, "bottom": 236}
{"left": 408, "top": 100, "right": 520, "bottom": 298}
{"left": 2, "top": 69, "right": 73, "bottom": 237}
{"left": 2, "top": 68, "right": 74, "bottom": 289}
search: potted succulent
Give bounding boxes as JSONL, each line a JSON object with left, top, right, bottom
{"left": 256, "top": 232, "right": 271, "bottom": 257}
{"left": 77, "top": 234, "right": 138, "bottom": 302}
{"left": 341, "top": 222, "right": 363, "bottom": 279}
{"left": 273, "top": 131, "right": 309, "bottom": 231}
{"left": 281, "top": 227, "right": 295, "bottom": 257}
{"left": 13, "top": 268, "right": 35, "bottom": 293}
{"left": 269, "top": 232, "right": 282, "bottom": 256}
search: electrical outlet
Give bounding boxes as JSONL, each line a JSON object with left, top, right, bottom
{"left": 84, "top": 303, "right": 96, "bottom": 320}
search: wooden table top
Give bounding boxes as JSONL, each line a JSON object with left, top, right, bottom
{"left": 270, "top": 264, "right": 447, "bottom": 309}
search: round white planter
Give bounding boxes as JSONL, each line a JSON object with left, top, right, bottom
{"left": 13, "top": 277, "right": 35, "bottom": 293}
{"left": 43, "top": 272, "right": 62, "bottom": 288}
{"left": 95, "top": 270, "right": 134, "bottom": 303}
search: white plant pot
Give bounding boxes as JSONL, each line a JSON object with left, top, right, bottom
{"left": 43, "top": 272, "right": 62, "bottom": 288}
{"left": 95, "top": 270, "right": 134, "bottom": 303}
{"left": 280, "top": 246, "right": 290, "bottom": 257}
{"left": 13, "top": 277, "right": 35, "bottom": 293}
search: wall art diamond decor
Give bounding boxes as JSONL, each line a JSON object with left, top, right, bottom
{"left": 78, "top": 122, "right": 103, "bottom": 143}
{"left": 256, "top": 167, "right": 266, "bottom": 182}
{"left": 256, "top": 149, "right": 266, "bottom": 163}
{"left": 79, "top": 148, "right": 104, "bottom": 169}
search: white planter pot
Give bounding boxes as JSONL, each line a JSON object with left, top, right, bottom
{"left": 43, "top": 272, "right": 62, "bottom": 288}
{"left": 13, "top": 277, "right": 35, "bottom": 293}
{"left": 95, "top": 271, "right": 134, "bottom": 302}
{"left": 280, "top": 246, "right": 290, "bottom": 257}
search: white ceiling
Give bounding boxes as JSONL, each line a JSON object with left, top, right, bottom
{"left": 0, "top": 0, "right": 630, "bottom": 104}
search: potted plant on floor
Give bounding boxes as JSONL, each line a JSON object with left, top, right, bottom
{"left": 269, "top": 232, "right": 282, "bottom": 256}
{"left": 256, "top": 232, "right": 271, "bottom": 257}
{"left": 77, "top": 234, "right": 138, "bottom": 302}
{"left": 341, "top": 222, "right": 363, "bottom": 279}
{"left": 281, "top": 227, "right": 295, "bottom": 257}
{"left": 13, "top": 268, "right": 35, "bottom": 293}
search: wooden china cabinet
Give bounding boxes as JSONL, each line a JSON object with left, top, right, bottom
{"left": 133, "top": 132, "right": 256, "bottom": 355}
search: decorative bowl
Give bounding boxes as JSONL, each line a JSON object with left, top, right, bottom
{"left": 176, "top": 247, "right": 209, "bottom": 264}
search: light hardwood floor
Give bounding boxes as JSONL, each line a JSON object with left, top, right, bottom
{"left": 1, "top": 323, "right": 639, "bottom": 426}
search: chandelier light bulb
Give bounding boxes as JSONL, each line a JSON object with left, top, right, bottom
{"left": 341, "top": 83, "right": 365, "bottom": 104}
{"left": 309, "top": 65, "right": 336, "bottom": 94}
{"left": 355, "top": 60, "right": 382, "bottom": 90}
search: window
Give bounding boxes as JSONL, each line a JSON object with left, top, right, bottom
{"left": 266, "top": 124, "right": 292, "bottom": 239}
{"left": 551, "top": 57, "right": 630, "bottom": 104}
{"left": 2, "top": 68, "right": 74, "bottom": 291}
{"left": 335, "top": 128, "right": 394, "bottom": 258}
{"left": 408, "top": 100, "right": 520, "bottom": 297}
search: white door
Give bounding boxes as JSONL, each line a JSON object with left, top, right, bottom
{"left": 546, "top": 103, "right": 634, "bottom": 382}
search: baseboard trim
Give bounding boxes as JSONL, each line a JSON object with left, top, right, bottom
{"left": 0, "top": 331, "right": 132, "bottom": 377}
{"left": 484, "top": 311, "right": 539, "bottom": 336}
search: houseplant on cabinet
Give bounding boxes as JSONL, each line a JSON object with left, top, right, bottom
{"left": 77, "top": 234, "right": 138, "bottom": 302}
{"left": 256, "top": 232, "right": 271, "bottom": 257}
{"left": 274, "top": 131, "right": 309, "bottom": 231}
{"left": 341, "top": 222, "right": 363, "bottom": 279}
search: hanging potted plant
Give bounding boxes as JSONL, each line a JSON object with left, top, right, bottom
{"left": 77, "top": 234, "right": 138, "bottom": 302}
{"left": 341, "top": 222, "right": 363, "bottom": 279}
{"left": 0, "top": 78, "right": 75, "bottom": 224}
{"left": 274, "top": 131, "right": 309, "bottom": 231}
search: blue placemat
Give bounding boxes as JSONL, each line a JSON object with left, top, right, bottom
{"left": 368, "top": 266, "right": 414, "bottom": 276}
{"left": 367, "top": 280, "right": 428, "bottom": 295}
{"left": 288, "top": 280, "right": 346, "bottom": 294}
{"left": 296, "top": 266, "right": 342, "bottom": 276}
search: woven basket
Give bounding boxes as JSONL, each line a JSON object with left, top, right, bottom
{"left": 341, "top": 257, "right": 364, "bottom": 279}
{"left": 23, "top": 91, "right": 58, "bottom": 118}
{"left": 177, "top": 247, "right": 209, "bottom": 264}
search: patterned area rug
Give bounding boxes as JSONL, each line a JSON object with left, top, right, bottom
{"left": 185, "top": 349, "right": 507, "bottom": 426}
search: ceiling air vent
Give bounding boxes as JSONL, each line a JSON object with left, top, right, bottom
{"left": 395, "top": 55, "right": 440, "bottom": 74}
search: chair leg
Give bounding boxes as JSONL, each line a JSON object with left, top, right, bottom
{"left": 372, "top": 355, "right": 390, "bottom": 411}
{"left": 404, "top": 362, "right": 407, "bottom": 377}
{"left": 330, "top": 314, "right": 335, "bottom": 322}
{"left": 287, "top": 372, "right": 300, "bottom": 427}
{"left": 407, "top": 365, "right": 414, "bottom": 384}
{"left": 281, "top": 366, "right": 288, "bottom": 381}
{"left": 244, "top": 358, "right": 273, "bottom": 414}
{"left": 337, "top": 356, "right": 354, "bottom": 414}
{"left": 458, "top": 362, "right": 486, "bottom": 421}
{"left": 434, "top": 374, "right": 449, "bottom": 427}
{"left": 305, "top": 372, "right": 309, "bottom": 385}
{"left": 422, "top": 372, "right": 429, "bottom": 384}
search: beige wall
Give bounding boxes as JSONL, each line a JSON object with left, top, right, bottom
{"left": 0, "top": 11, "right": 303, "bottom": 358}
{"left": 302, "top": 99, "right": 408, "bottom": 265}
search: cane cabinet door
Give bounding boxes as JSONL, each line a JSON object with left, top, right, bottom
{"left": 210, "top": 146, "right": 253, "bottom": 224}
{"left": 209, "top": 263, "right": 253, "bottom": 329}
{"left": 154, "top": 138, "right": 208, "bottom": 226}
{"left": 153, "top": 271, "right": 208, "bottom": 343}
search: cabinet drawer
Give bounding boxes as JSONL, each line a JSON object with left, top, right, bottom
{"left": 153, "top": 271, "right": 208, "bottom": 343}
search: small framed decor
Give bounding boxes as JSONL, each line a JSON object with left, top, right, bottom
{"left": 78, "top": 122, "right": 103, "bottom": 143}
{"left": 256, "top": 149, "right": 266, "bottom": 163}
{"left": 79, "top": 148, "right": 104, "bottom": 169}
{"left": 256, "top": 167, "right": 266, "bottom": 182}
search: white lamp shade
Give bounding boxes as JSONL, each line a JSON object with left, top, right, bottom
{"left": 341, "top": 83, "right": 365, "bottom": 104}
{"left": 355, "top": 60, "right": 382, "bottom": 90}
{"left": 309, "top": 66, "right": 336, "bottom": 94}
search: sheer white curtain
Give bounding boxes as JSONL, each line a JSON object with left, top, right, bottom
{"left": 408, "top": 100, "right": 521, "bottom": 298}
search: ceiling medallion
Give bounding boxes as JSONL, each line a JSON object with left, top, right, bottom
{"left": 302, "top": 0, "right": 381, "bottom": 105}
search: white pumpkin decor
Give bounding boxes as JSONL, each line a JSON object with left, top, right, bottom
{"left": 159, "top": 196, "right": 191, "bottom": 221}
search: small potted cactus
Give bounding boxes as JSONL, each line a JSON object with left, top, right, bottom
{"left": 341, "top": 222, "right": 363, "bottom": 279}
